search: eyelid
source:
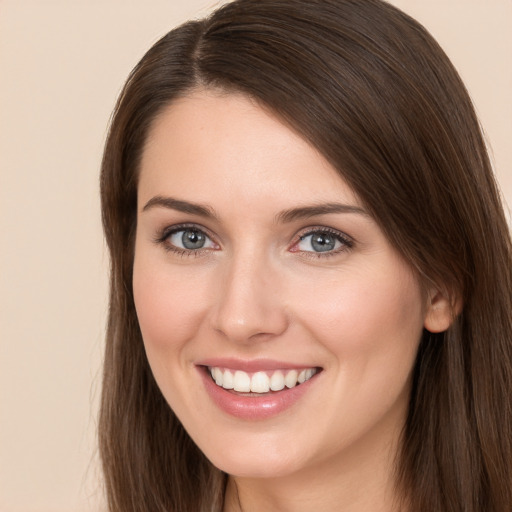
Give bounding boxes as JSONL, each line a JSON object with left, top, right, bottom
{"left": 290, "top": 225, "right": 354, "bottom": 254}
{"left": 156, "top": 222, "right": 214, "bottom": 239}
{"left": 154, "top": 222, "right": 220, "bottom": 252}
{"left": 152, "top": 222, "right": 354, "bottom": 257}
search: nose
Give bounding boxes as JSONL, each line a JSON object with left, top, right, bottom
{"left": 210, "top": 253, "right": 289, "bottom": 344}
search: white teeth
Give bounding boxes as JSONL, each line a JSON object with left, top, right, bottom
{"left": 222, "top": 370, "right": 234, "bottom": 390}
{"left": 209, "top": 367, "right": 317, "bottom": 393}
{"left": 251, "top": 371, "right": 270, "bottom": 393}
{"left": 269, "top": 370, "right": 285, "bottom": 391}
{"left": 285, "top": 369, "right": 298, "bottom": 388}
{"left": 233, "top": 370, "right": 251, "bottom": 392}
{"left": 212, "top": 367, "right": 223, "bottom": 386}
{"left": 297, "top": 369, "right": 315, "bottom": 383}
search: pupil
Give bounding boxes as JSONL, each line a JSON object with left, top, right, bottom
{"left": 311, "top": 233, "right": 335, "bottom": 252}
{"left": 182, "top": 230, "right": 205, "bottom": 250}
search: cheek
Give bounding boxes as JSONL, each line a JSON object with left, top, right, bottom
{"left": 289, "top": 264, "right": 424, "bottom": 446}
{"left": 132, "top": 254, "right": 217, "bottom": 417}
{"left": 293, "top": 263, "right": 425, "bottom": 362}
{"left": 132, "top": 255, "right": 210, "bottom": 355}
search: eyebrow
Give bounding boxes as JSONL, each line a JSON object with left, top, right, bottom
{"left": 141, "top": 195, "right": 368, "bottom": 222}
{"left": 276, "top": 203, "right": 369, "bottom": 223}
{"left": 142, "top": 195, "right": 217, "bottom": 218}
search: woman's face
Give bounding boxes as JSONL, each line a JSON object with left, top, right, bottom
{"left": 133, "top": 90, "right": 431, "bottom": 479}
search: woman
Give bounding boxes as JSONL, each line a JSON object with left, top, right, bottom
{"left": 99, "top": 0, "right": 512, "bottom": 510}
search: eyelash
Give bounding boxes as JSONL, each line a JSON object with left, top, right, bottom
{"left": 153, "top": 223, "right": 217, "bottom": 257}
{"left": 292, "top": 227, "right": 354, "bottom": 259}
{"left": 153, "top": 224, "right": 354, "bottom": 258}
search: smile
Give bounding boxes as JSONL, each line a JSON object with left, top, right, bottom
{"left": 198, "top": 362, "right": 322, "bottom": 420}
{"left": 208, "top": 367, "right": 318, "bottom": 393}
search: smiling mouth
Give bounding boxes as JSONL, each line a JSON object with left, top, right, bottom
{"left": 207, "top": 366, "right": 320, "bottom": 394}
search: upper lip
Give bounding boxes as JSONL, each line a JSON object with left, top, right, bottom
{"left": 196, "top": 357, "right": 320, "bottom": 373}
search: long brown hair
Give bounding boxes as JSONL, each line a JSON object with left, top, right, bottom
{"left": 99, "top": 1, "right": 512, "bottom": 510}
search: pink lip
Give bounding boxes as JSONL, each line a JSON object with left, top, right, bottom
{"left": 196, "top": 361, "right": 321, "bottom": 421}
{"left": 196, "top": 357, "right": 315, "bottom": 373}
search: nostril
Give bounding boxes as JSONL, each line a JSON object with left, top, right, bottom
{"left": 212, "top": 312, "right": 288, "bottom": 344}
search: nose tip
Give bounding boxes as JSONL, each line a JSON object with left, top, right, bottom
{"left": 210, "top": 262, "right": 289, "bottom": 344}
{"left": 213, "top": 308, "right": 287, "bottom": 343}
{"left": 215, "top": 315, "right": 281, "bottom": 344}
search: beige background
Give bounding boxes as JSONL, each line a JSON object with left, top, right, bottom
{"left": 0, "top": 1, "right": 510, "bottom": 511}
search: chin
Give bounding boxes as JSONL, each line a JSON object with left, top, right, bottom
{"left": 212, "top": 456, "right": 297, "bottom": 479}
{"left": 200, "top": 435, "right": 309, "bottom": 479}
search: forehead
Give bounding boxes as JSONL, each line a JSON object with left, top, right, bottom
{"left": 138, "top": 89, "right": 360, "bottom": 209}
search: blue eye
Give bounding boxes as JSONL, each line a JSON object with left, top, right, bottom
{"left": 296, "top": 230, "right": 351, "bottom": 253}
{"left": 167, "top": 228, "right": 216, "bottom": 251}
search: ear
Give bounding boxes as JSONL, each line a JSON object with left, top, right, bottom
{"left": 424, "top": 288, "right": 461, "bottom": 333}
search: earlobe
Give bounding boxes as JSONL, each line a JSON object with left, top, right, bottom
{"left": 424, "top": 289, "right": 461, "bottom": 333}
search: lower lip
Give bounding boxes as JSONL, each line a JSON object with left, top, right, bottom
{"left": 198, "top": 367, "right": 319, "bottom": 420}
